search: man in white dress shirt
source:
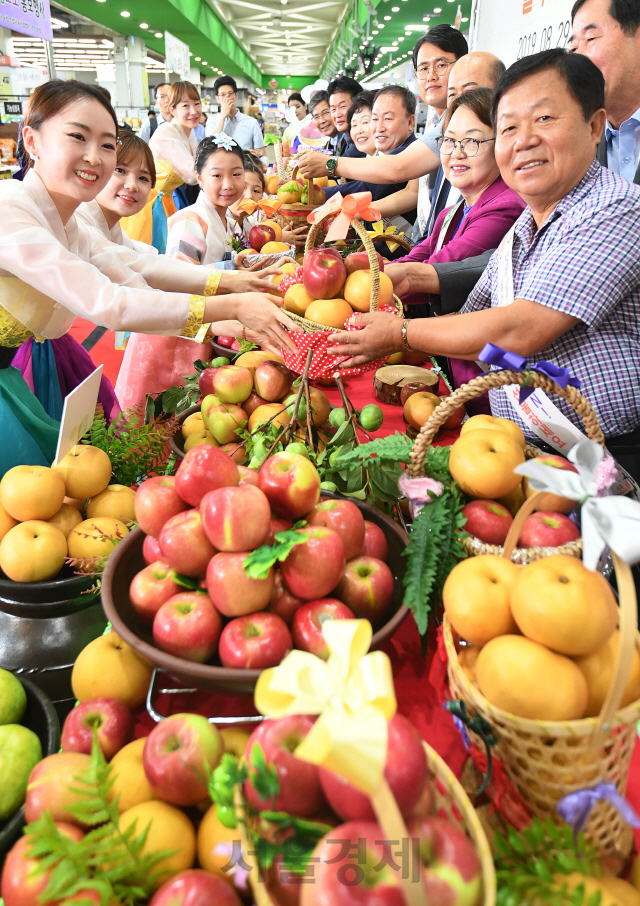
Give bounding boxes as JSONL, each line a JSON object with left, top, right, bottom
{"left": 206, "top": 76, "right": 266, "bottom": 159}
{"left": 140, "top": 83, "right": 172, "bottom": 143}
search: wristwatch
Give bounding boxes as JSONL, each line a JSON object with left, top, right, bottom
{"left": 326, "top": 156, "right": 339, "bottom": 176}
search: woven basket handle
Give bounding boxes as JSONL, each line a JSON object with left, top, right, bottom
{"left": 356, "top": 234, "right": 414, "bottom": 254}
{"left": 409, "top": 370, "right": 605, "bottom": 478}
{"left": 304, "top": 214, "right": 381, "bottom": 312}
{"left": 501, "top": 491, "right": 545, "bottom": 560}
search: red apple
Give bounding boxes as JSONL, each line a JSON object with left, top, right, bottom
{"left": 523, "top": 453, "right": 580, "bottom": 514}
{"left": 408, "top": 816, "right": 482, "bottom": 906}
{"left": 61, "top": 697, "right": 133, "bottom": 761}
{"left": 200, "top": 392, "right": 222, "bottom": 423}
{"left": 134, "top": 476, "right": 188, "bottom": 538}
{"left": 439, "top": 394, "right": 466, "bottom": 430}
{"left": 334, "top": 556, "right": 394, "bottom": 626}
{"left": 266, "top": 517, "right": 293, "bottom": 545}
{"left": 359, "top": 520, "right": 388, "bottom": 560}
{"left": 203, "top": 403, "right": 248, "bottom": 446}
{"left": 158, "top": 509, "right": 217, "bottom": 577}
{"left": 344, "top": 250, "right": 385, "bottom": 275}
{"left": 213, "top": 365, "right": 253, "bottom": 405}
{"left": 130, "top": 560, "right": 180, "bottom": 624}
{"left": 292, "top": 598, "right": 354, "bottom": 659}
{"left": 24, "top": 752, "right": 93, "bottom": 825}
{"left": 149, "top": 870, "right": 243, "bottom": 906}
{"left": 306, "top": 498, "right": 365, "bottom": 560}
{"left": 303, "top": 247, "right": 347, "bottom": 300}
{"left": 198, "top": 368, "right": 217, "bottom": 399}
{"left": 174, "top": 445, "right": 240, "bottom": 507}
{"left": 318, "top": 713, "right": 427, "bottom": 822}
{"left": 267, "top": 568, "right": 303, "bottom": 625}
{"left": 258, "top": 451, "right": 321, "bottom": 520}
{"left": 399, "top": 381, "right": 432, "bottom": 407}
{"left": 461, "top": 499, "right": 513, "bottom": 546}
{"left": 519, "top": 510, "right": 580, "bottom": 548}
{"left": 238, "top": 465, "right": 260, "bottom": 486}
{"left": 244, "top": 715, "right": 324, "bottom": 817}
{"left": 1, "top": 823, "right": 85, "bottom": 906}
{"left": 143, "top": 533, "right": 163, "bottom": 565}
{"left": 281, "top": 526, "right": 345, "bottom": 600}
{"left": 206, "top": 551, "right": 273, "bottom": 616}
{"left": 200, "top": 484, "right": 271, "bottom": 552}
{"left": 220, "top": 442, "right": 247, "bottom": 464}
{"left": 142, "top": 713, "right": 223, "bottom": 806}
{"left": 242, "top": 390, "right": 269, "bottom": 417}
{"left": 219, "top": 612, "right": 292, "bottom": 669}
{"left": 402, "top": 350, "right": 427, "bottom": 365}
{"left": 249, "top": 223, "right": 276, "bottom": 252}
{"left": 153, "top": 592, "right": 222, "bottom": 663}
{"left": 253, "top": 361, "right": 295, "bottom": 403}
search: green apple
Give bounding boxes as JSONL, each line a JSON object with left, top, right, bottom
{"left": 0, "top": 724, "right": 42, "bottom": 820}
{"left": 286, "top": 442, "right": 310, "bottom": 459}
{"left": 0, "top": 669, "right": 26, "bottom": 725}
{"left": 329, "top": 407, "right": 346, "bottom": 429}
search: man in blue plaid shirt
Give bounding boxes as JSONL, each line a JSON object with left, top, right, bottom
{"left": 327, "top": 49, "right": 640, "bottom": 482}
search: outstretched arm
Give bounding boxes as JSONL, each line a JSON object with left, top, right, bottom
{"left": 297, "top": 140, "right": 439, "bottom": 183}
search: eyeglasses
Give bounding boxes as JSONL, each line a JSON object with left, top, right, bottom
{"left": 312, "top": 110, "right": 332, "bottom": 122}
{"left": 437, "top": 136, "right": 495, "bottom": 157}
{"left": 415, "top": 59, "right": 453, "bottom": 80}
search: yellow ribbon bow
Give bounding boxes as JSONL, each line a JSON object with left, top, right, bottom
{"left": 255, "top": 619, "right": 396, "bottom": 794}
{"left": 235, "top": 198, "right": 282, "bottom": 218}
{"left": 368, "top": 220, "right": 404, "bottom": 253}
{"left": 307, "top": 192, "right": 382, "bottom": 243}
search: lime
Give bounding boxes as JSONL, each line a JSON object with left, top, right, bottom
{"left": 210, "top": 357, "right": 230, "bottom": 368}
{"left": 359, "top": 404, "right": 384, "bottom": 432}
{"left": 286, "top": 442, "right": 310, "bottom": 459}
{"left": 329, "top": 407, "right": 347, "bottom": 429}
{"left": 320, "top": 481, "right": 338, "bottom": 492}
{"left": 329, "top": 449, "right": 344, "bottom": 469}
{"left": 285, "top": 393, "right": 307, "bottom": 421}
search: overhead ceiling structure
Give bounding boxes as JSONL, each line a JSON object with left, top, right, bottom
{"left": 207, "top": 0, "right": 350, "bottom": 78}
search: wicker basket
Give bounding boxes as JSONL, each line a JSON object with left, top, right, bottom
{"left": 356, "top": 234, "right": 414, "bottom": 256}
{"left": 239, "top": 741, "right": 496, "bottom": 906}
{"left": 409, "top": 369, "right": 605, "bottom": 563}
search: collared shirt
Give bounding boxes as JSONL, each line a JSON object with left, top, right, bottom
{"left": 414, "top": 110, "right": 445, "bottom": 242}
{"left": 605, "top": 107, "right": 640, "bottom": 183}
{"left": 140, "top": 111, "right": 169, "bottom": 144}
{"left": 205, "top": 111, "right": 264, "bottom": 150}
{"left": 462, "top": 160, "right": 640, "bottom": 439}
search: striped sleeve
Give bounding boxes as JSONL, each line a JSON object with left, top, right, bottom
{"left": 166, "top": 210, "right": 208, "bottom": 265}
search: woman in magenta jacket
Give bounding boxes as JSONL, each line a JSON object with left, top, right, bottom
{"left": 384, "top": 88, "right": 526, "bottom": 413}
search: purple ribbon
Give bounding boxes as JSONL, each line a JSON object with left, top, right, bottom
{"left": 556, "top": 782, "right": 640, "bottom": 839}
{"left": 478, "top": 342, "right": 582, "bottom": 402}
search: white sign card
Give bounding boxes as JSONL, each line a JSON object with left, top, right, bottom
{"left": 53, "top": 366, "right": 103, "bottom": 465}
{"left": 470, "top": 0, "right": 574, "bottom": 66}
{"left": 164, "top": 31, "right": 190, "bottom": 79}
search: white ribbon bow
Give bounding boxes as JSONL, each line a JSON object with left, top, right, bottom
{"left": 514, "top": 440, "right": 640, "bottom": 571}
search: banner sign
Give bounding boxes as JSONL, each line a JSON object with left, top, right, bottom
{"left": 10, "top": 66, "right": 47, "bottom": 95}
{"left": 164, "top": 30, "right": 189, "bottom": 78}
{"left": 0, "top": 0, "right": 52, "bottom": 42}
{"left": 470, "top": 0, "right": 573, "bottom": 65}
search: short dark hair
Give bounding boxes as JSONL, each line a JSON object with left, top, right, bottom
{"left": 491, "top": 58, "right": 507, "bottom": 84}
{"left": 491, "top": 48, "right": 605, "bottom": 126}
{"left": 374, "top": 85, "right": 417, "bottom": 117}
{"left": 288, "top": 92, "right": 306, "bottom": 107}
{"left": 154, "top": 82, "right": 170, "bottom": 97}
{"left": 214, "top": 75, "right": 238, "bottom": 94}
{"left": 442, "top": 86, "right": 493, "bottom": 132}
{"left": 571, "top": 0, "right": 640, "bottom": 35}
{"left": 327, "top": 76, "right": 363, "bottom": 101}
{"left": 412, "top": 24, "right": 468, "bottom": 70}
{"left": 243, "top": 150, "right": 266, "bottom": 191}
{"left": 195, "top": 135, "right": 245, "bottom": 172}
{"left": 309, "top": 90, "right": 329, "bottom": 113}
{"left": 346, "top": 90, "right": 376, "bottom": 129}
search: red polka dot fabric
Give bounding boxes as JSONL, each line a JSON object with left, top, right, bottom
{"left": 281, "top": 304, "right": 398, "bottom": 379}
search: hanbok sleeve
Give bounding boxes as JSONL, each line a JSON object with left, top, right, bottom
{"left": 149, "top": 124, "right": 197, "bottom": 185}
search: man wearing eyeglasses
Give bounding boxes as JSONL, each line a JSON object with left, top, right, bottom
{"left": 297, "top": 26, "right": 467, "bottom": 198}
{"left": 308, "top": 91, "right": 338, "bottom": 148}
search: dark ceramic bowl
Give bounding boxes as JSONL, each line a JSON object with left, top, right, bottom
{"left": 0, "top": 677, "right": 61, "bottom": 854}
{"left": 101, "top": 501, "right": 409, "bottom": 695}
{"left": 210, "top": 338, "right": 238, "bottom": 359}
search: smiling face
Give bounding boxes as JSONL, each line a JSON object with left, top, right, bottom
{"left": 171, "top": 95, "right": 202, "bottom": 133}
{"left": 311, "top": 99, "right": 336, "bottom": 138}
{"left": 197, "top": 148, "right": 245, "bottom": 212}
{"left": 441, "top": 104, "right": 499, "bottom": 205}
{"left": 23, "top": 97, "right": 117, "bottom": 221}
{"left": 415, "top": 41, "right": 458, "bottom": 113}
{"left": 243, "top": 169, "right": 264, "bottom": 201}
{"left": 495, "top": 68, "right": 605, "bottom": 225}
{"left": 372, "top": 92, "right": 414, "bottom": 153}
{"left": 95, "top": 153, "right": 153, "bottom": 223}
{"left": 350, "top": 107, "right": 376, "bottom": 155}
{"left": 330, "top": 91, "right": 355, "bottom": 134}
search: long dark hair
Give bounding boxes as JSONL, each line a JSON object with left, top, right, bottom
{"left": 194, "top": 135, "right": 245, "bottom": 173}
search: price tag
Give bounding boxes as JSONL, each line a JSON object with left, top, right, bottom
{"left": 53, "top": 366, "right": 103, "bottom": 465}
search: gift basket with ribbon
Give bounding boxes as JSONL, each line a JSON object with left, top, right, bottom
{"left": 231, "top": 198, "right": 296, "bottom": 268}
{"left": 274, "top": 165, "right": 321, "bottom": 230}
{"left": 281, "top": 192, "right": 404, "bottom": 381}
{"left": 232, "top": 619, "right": 495, "bottom": 906}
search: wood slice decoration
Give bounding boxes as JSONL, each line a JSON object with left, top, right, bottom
{"left": 373, "top": 365, "right": 439, "bottom": 405}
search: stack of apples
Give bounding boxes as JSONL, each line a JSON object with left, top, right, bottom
{"left": 182, "top": 350, "right": 333, "bottom": 458}
{"left": 246, "top": 220, "right": 292, "bottom": 257}
{"left": 443, "top": 550, "right": 640, "bottom": 722}
{"left": 131, "top": 447, "right": 397, "bottom": 670}
{"left": 0, "top": 447, "right": 136, "bottom": 583}
{"left": 283, "top": 247, "right": 395, "bottom": 328}
{"left": 450, "top": 414, "right": 582, "bottom": 550}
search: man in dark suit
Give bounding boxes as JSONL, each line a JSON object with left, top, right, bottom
{"left": 326, "top": 76, "right": 365, "bottom": 158}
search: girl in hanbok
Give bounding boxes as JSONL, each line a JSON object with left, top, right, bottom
{"left": 121, "top": 81, "right": 202, "bottom": 253}
{"left": 0, "top": 79, "right": 295, "bottom": 476}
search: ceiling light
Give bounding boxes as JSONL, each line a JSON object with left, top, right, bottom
{"left": 195, "top": 56, "right": 201, "bottom": 60}
{"left": 384, "top": 15, "right": 391, "bottom": 19}
{"left": 378, "top": 22, "right": 384, "bottom": 27}
{"left": 261, "top": 24, "right": 268, "bottom": 29}
{"left": 433, "top": 6, "right": 442, "bottom": 10}
{"left": 154, "top": 32, "right": 162, "bottom": 38}
{"left": 391, "top": 5, "right": 400, "bottom": 9}
{"left": 202, "top": 60, "right": 208, "bottom": 64}
{"left": 398, "top": 36, "right": 404, "bottom": 40}
{"left": 372, "top": 29, "right": 378, "bottom": 33}
{"left": 461, "top": 16, "right": 469, "bottom": 21}
{"left": 120, "top": 10, "right": 130, "bottom": 16}
{"left": 139, "top": 22, "right": 148, "bottom": 27}
{"left": 423, "top": 15, "right": 430, "bottom": 20}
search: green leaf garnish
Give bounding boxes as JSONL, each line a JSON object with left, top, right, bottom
{"left": 243, "top": 529, "right": 309, "bottom": 580}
